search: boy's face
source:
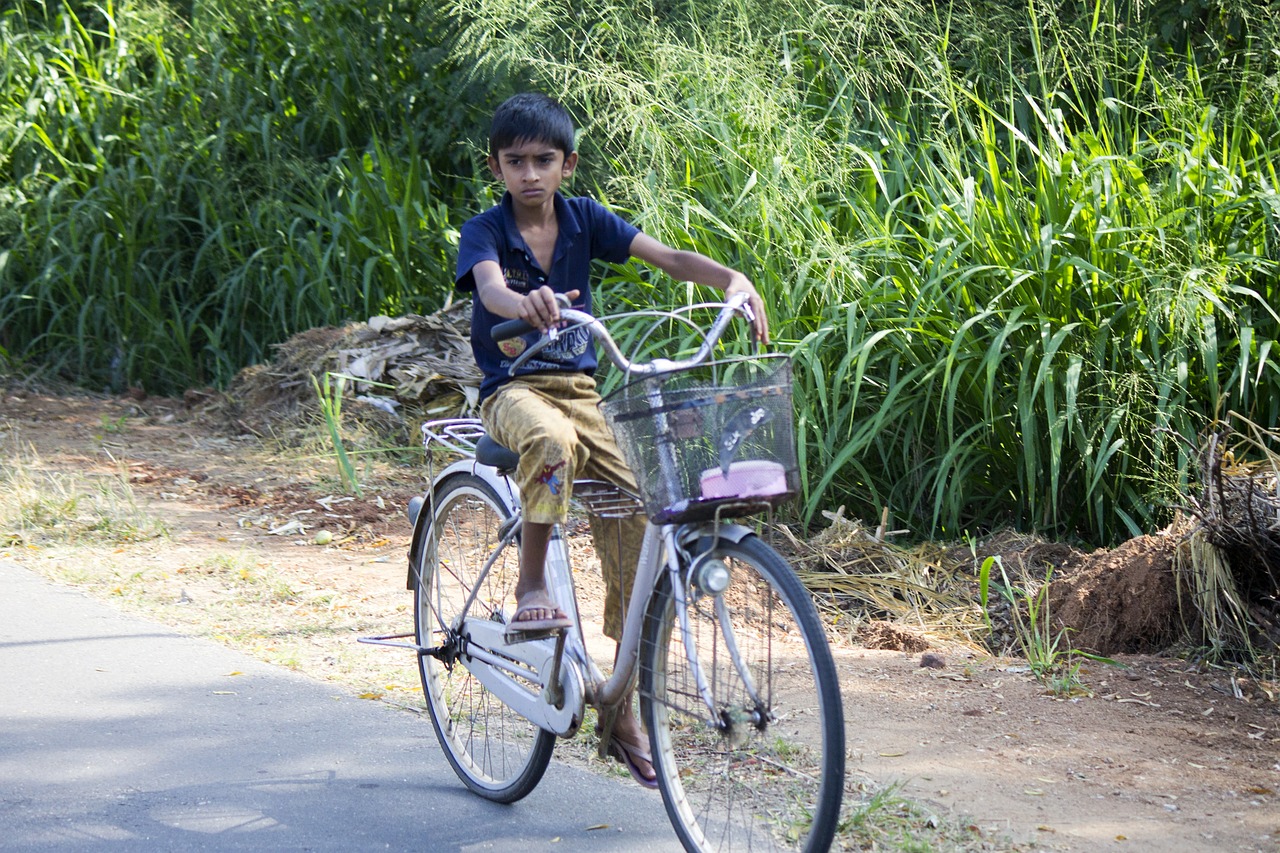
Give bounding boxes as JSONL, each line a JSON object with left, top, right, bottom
{"left": 489, "top": 139, "right": 578, "bottom": 212}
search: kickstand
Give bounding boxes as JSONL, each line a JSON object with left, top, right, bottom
{"left": 542, "top": 630, "right": 567, "bottom": 710}
{"left": 595, "top": 703, "right": 618, "bottom": 759}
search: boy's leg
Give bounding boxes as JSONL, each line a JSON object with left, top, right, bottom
{"left": 561, "top": 377, "right": 656, "bottom": 785}
{"left": 593, "top": 523, "right": 654, "bottom": 785}
{"left": 588, "top": 514, "right": 647, "bottom": 640}
{"left": 486, "top": 374, "right": 654, "bottom": 783}
{"left": 514, "top": 521, "right": 559, "bottom": 623}
{"left": 481, "top": 379, "right": 585, "bottom": 628}
{"left": 565, "top": 377, "right": 646, "bottom": 643}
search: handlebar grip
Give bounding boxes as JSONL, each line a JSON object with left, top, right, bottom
{"left": 492, "top": 318, "right": 535, "bottom": 341}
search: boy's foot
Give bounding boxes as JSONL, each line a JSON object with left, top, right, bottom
{"left": 605, "top": 718, "right": 657, "bottom": 789}
{"left": 506, "top": 591, "right": 572, "bottom": 633}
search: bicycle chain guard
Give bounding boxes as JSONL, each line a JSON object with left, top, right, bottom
{"left": 458, "top": 617, "right": 585, "bottom": 737}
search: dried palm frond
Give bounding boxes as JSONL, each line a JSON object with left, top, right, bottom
{"left": 1175, "top": 527, "right": 1257, "bottom": 656}
{"left": 1177, "top": 413, "right": 1280, "bottom": 662}
{"left": 781, "top": 507, "right": 984, "bottom": 643}
{"left": 338, "top": 306, "right": 480, "bottom": 409}
{"left": 210, "top": 302, "right": 481, "bottom": 440}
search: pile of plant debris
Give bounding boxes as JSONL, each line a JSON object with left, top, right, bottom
{"left": 785, "top": 510, "right": 1184, "bottom": 659}
{"left": 1175, "top": 416, "right": 1280, "bottom": 661}
{"left": 782, "top": 507, "right": 981, "bottom": 648}
{"left": 203, "top": 301, "right": 480, "bottom": 443}
{"left": 786, "top": 426, "right": 1279, "bottom": 671}
{"left": 976, "top": 417, "right": 1280, "bottom": 668}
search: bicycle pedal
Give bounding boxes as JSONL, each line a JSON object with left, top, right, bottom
{"left": 502, "top": 625, "right": 565, "bottom": 644}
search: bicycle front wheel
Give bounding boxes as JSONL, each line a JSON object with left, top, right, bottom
{"left": 640, "top": 534, "right": 844, "bottom": 852}
{"left": 414, "top": 473, "right": 554, "bottom": 803}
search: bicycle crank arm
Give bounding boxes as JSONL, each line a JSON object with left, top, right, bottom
{"left": 460, "top": 618, "right": 585, "bottom": 737}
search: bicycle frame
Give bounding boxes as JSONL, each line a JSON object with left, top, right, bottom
{"left": 396, "top": 418, "right": 759, "bottom": 739}
{"left": 375, "top": 295, "right": 771, "bottom": 736}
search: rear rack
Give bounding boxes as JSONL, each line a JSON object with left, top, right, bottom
{"left": 421, "top": 418, "right": 485, "bottom": 455}
{"left": 571, "top": 479, "right": 645, "bottom": 519}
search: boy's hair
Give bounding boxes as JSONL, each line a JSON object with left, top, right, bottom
{"left": 489, "top": 92, "right": 576, "bottom": 157}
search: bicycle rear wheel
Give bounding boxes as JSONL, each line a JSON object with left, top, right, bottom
{"left": 414, "top": 474, "right": 554, "bottom": 803}
{"left": 639, "top": 534, "right": 844, "bottom": 852}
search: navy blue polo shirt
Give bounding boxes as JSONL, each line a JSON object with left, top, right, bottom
{"left": 456, "top": 192, "right": 639, "bottom": 402}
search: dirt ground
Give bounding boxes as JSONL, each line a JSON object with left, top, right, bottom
{"left": 1, "top": 389, "right": 1277, "bottom": 852}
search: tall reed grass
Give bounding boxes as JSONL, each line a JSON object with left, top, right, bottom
{"left": 1, "top": 0, "right": 463, "bottom": 389}
{"left": 4, "top": 0, "right": 1279, "bottom": 546}
{"left": 444, "top": 0, "right": 1280, "bottom": 543}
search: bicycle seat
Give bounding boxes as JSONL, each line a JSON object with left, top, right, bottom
{"left": 476, "top": 434, "right": 520, "bottom": 472}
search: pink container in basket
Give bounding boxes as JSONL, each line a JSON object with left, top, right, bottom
{"left": 700, "top": 460, "right": 788, "bottom": 500}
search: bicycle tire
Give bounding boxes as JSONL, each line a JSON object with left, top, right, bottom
{"left": 639, "top": 534, "right": 845, "bottom": 852}
{"left": 414, "top": 473, "right": 555, "bottom": 803}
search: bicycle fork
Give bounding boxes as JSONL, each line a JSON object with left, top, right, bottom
{"left": 594, "top": 524, "right": 772, "bottom": 738}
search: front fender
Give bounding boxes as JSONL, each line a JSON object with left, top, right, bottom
{"left": 405, "top": 460, "right": 519, "bottom": 590}
{"left": 676, "top": 522, "right": 755, "bottom": 553}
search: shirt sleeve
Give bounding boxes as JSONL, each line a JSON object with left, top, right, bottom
{"left": 583, "top": 198, "right": 641, "bottom": 264}
{"left": 455, "top": 215, "right": 500, "bottom": 292}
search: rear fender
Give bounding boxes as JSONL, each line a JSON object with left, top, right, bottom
{"left": 405, "top": 460, "right": 520, "bottom": 590}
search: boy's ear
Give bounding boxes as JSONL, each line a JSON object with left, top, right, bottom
{"left": 562, "top": 151, "right": 578, "bottom": 177}
{"left": 487, "top": 154, "right": 502, "bottom": 180}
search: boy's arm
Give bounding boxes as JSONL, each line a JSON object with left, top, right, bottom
{"left": 471, "top": 260, "right": 580, "bottom": 331}
{"left": 629, "top": 233, "right": 769, "bottom": 343}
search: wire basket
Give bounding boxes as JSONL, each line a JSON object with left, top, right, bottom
{"left": 601, "top": 354, "right": 798, "bottom": 523}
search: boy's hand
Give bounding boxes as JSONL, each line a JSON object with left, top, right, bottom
{"left": 519, "top": 286, "right": 580, "bottom": 330}
{"left": 725, "top": 274, "right": 769, "bottom": 344}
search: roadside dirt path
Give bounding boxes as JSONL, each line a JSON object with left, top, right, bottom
{"left": 2, "top": 390, "right": 1276, "bottom": 852}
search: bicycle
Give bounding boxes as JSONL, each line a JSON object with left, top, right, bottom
{"left": 365, "top": 293, "right": 845, "bottom": 852}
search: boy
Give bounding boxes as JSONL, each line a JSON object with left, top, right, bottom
{"left": 454, "top": 92, "right": 768, "bottom": 788}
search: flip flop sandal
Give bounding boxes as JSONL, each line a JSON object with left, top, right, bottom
{"left": 607, "top": 735, "right": 659, "bottom": 790}
{"left": 503, "top": 603, "right": 572, "bottom": 640}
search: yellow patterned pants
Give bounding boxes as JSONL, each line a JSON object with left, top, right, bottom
{"left": 481, "top": 372, "right": 647, "bottom": 641}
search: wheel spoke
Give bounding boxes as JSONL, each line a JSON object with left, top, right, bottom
{"left": 414, "top": 476, "right": 554, "bottom": 803}
{"left": 640, "top": 535, "right": 844, "bottom": 852}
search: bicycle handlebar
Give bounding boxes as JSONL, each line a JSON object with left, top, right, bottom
{"left": 490, "top": 317, "right": 538, "bottom": 341}
{"left": 492, "top": 292, "right": 754, "bottom": 377}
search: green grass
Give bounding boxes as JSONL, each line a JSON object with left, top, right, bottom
{"left": 311, "top": 372, "right": 362, "bottom": 497}
{"left": 4, "top": 0, "right": 1279, "bottom": 551}
{"left": 980, "top": 555, "right": 1107, "bottom": 695}
{"left": 0, "top": 448, "right": 170, "bottom": 546}
{"left": 838, "top": 782, "right": 1003, "bottom": 851}
{"left": 0, "top": 0, "right": 463, "bottom": 391}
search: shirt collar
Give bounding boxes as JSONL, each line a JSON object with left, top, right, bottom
{"left": 498, "top": 191, "right": 582, "bottom": 257}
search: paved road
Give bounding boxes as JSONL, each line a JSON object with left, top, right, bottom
{"left": 0, "top": 561, "right": 681, "bottom": 852}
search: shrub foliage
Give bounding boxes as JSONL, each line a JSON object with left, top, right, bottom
{"left": 3, "top": 0, "right": 1278, "bottom": 545}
